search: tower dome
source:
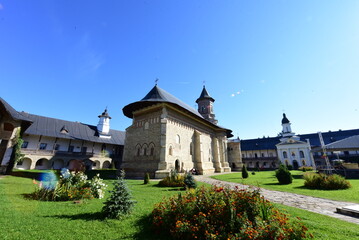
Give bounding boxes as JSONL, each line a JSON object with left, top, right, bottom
{"left": 282, "top": 113, "right": 290, "bottom": 124}
{"left": 196, "top": 86, "right": 217, "bottom": 125}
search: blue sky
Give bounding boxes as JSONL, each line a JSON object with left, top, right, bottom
{"left": 1, "top": 1, "right": 359, "bottom": 139}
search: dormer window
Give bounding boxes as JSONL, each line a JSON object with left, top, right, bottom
{"left": 60, "top": 126, "right": 69, "bottom": 134}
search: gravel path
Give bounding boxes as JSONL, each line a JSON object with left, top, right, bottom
{"left": 195, "top": 173, "right": 359, "bottom": 225}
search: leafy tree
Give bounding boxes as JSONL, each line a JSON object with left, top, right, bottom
{"left": 242, "top": 165, "right": 249, "bottom": 179}
{"left": 102, "top": 170, "right": 136, "bottom": 219}
{"left": 5, "top": 128, "right": 24, "bottom": 174}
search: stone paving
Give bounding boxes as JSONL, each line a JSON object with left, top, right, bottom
{"left": 195, "top": 173, "right": 359, "bottom": 225}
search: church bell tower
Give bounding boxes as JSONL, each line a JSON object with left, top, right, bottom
{"left": 196, "top": 86, "right": 218, "bottom": 125}
{"left": 97, "top": 108, "right": 111, "bottom": 138}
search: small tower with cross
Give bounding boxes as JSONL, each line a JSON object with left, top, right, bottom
{"left": 196, "top": 85, "right": 218, "bottom": 125}
{"left": 97, "top": 108, "right": 112, "bottom": 138}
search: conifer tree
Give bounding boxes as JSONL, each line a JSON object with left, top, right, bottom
{"left": 242, "top": 165, "right": 249, "bottom": 179}
{"left": 102, "top": 170, "right": 136, "bottom": 219}
{"left": 184, "top": 172, "right": 197, "bottom": 189}
{"left": 144, "top": 172, "right": 150, "bottom": 184}
{"left": 275, "top": 164, "right": 293, "bottom": 184}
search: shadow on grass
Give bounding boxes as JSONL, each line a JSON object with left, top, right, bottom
{"left": 131, "top": 214, "right": 171, "bottom": 240}
{"left": 292, "top": 174, "right": 304, "bottom": 180}
{"left": 46, "top": 212, "right": 106, "bottom": 221}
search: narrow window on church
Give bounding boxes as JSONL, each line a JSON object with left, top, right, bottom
{"left": 169, "top": 146, "right": 173, "bottom": 156}
{"left": 150, "top": 147, "right": 154, "bottom": 156}
{"left": 300, "top": 151, "right": 305, "bottom": 158}
{"left": 283, "top": 151, "right": 288, "bottom": 158}
{"left": 176, "top": 135, "right": 180, "bottom": 144}
{"left": 137, "top": 148, "right": 140, "bottom": 156}
{"left": 190, "top": 144, "right": 193, "bottom": 155}
{"left": 144, "top": 148, "right": 147, "bottom": 156}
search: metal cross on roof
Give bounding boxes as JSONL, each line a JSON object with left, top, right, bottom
{"left": 155, "top": 78, "right": 159, "bottom": 85}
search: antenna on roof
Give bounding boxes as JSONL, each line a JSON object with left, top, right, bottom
{"left": 155, "top": 78, "right": 159, "bottom": 85}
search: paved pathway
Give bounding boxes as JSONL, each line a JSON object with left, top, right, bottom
{"left": 195, "top": 173, "right": 359, "bottom": 225}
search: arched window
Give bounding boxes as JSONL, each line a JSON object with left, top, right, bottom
{"left": 144, "top": 147, "right": 147, "bottom": 156}
{"left": 283, "top": 151, "right": 288, "bottom": 158}
{"left": 300, "top": 151, "right": 305, "bottom": 158}
{"left": 135, "top": 144, "right": 141, "bottom": 156}
{"left": 150, "top": 147, "right": 154, "bottom": 156}
{"left": 255, "top": 153, "right": 258, "bottom": 159}
{"left": 176, "top": 135, "right": 180, "bottom": 144}
{"left": 169, "top": 146, "right": 173, "bottom": 156}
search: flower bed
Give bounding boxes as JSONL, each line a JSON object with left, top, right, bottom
{"left": 30, "top": 169, "right": 107, "bottom": 201}
{"left": 152, "top": 186, "right": 312, "bottom": 239}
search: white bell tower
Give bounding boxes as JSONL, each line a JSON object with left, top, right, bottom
{"left": 281, "top": 113, "right": 294, "bottom": 138}
{"left": 97, "top": 108, "right": 111, "bottom": 137}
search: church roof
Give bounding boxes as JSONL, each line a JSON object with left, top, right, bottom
{"left": 240, "top": 129, "right": 359, "bottom": 151}
{"left": 281, "top": 113, "right": 290, "bottom": 124}
{"left": 123, "top": 85, "right": 203, "bottom": 118}
{"left": 122, "top": 85, "right": 233, "bottom": 137}
{"left": 313, "top": 135, "right": 359, "bottom": 151}
{"left": 196, "top": 86, "right": 215, "bottom": 103}
{"left": 21, "top": 112, "right": 125, "bottom": 145}
{"left": 0, "top": 97, "right": 33, "bottom": 122}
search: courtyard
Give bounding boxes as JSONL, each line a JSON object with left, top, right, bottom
{"left": 0, "top": 170, "right": 359, "bottom": 239}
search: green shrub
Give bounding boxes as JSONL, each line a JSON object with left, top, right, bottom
{"left": 183, "top": 172, "right": 197, "bottom": 189}
{"left": 102, "top": 170, "right": 136, "bottom": 219}
{"left": 275, "top": 164, "right": 293, "bottom": 184}
{"left": 242, "top": 165, "right": 249, "bottom": 179}
{"left": 299, "top": 166, "right": 313, "bottom": 172}
{"left": 251, "top": 171, "right": 256, "bottom": 175}
{"left": 158, "top": 169, "right": 185, "bottom": 187}
{"left": 303, "top": 173, "right": 351, "bottom": 190}
{"left": 287, "top": 164, "right": 293, "bottom": 170}
{"left": 152, "top": 186, "right": 312, "bottom": 239}
{"left": 144, "top": 172, "right": 150, "bottom": 185}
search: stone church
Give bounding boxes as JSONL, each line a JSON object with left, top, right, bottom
{"left": 122, "top": 84, "right": 241, "bottom": 178}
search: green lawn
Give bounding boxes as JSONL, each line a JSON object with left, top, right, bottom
{"left": 0, "top": 175, "right": 359, "bottom": 239}
{"left": 212, "top": 171, "right": 359, "bottom": 203}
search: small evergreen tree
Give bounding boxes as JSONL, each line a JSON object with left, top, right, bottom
{"left": 102, "top": 170, "right": 136, "bottom": 219}
{"left": 242, "top": 165, "right": 249, "bottom": 179}
{"left": 275, "top": 164, "right": 293, "bottom": 184}
{"left": 144, "top": 172, "right": 150, "bottom": 184}
{"left": 184, "top": 172, "right": 197, "bottom": 189}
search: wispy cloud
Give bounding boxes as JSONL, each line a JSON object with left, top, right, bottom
{"left": 70, "top": 33, "right": 105, "bottom": 79}
{"left": 230, "top": 90, "right": 243, "bottom": 97}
